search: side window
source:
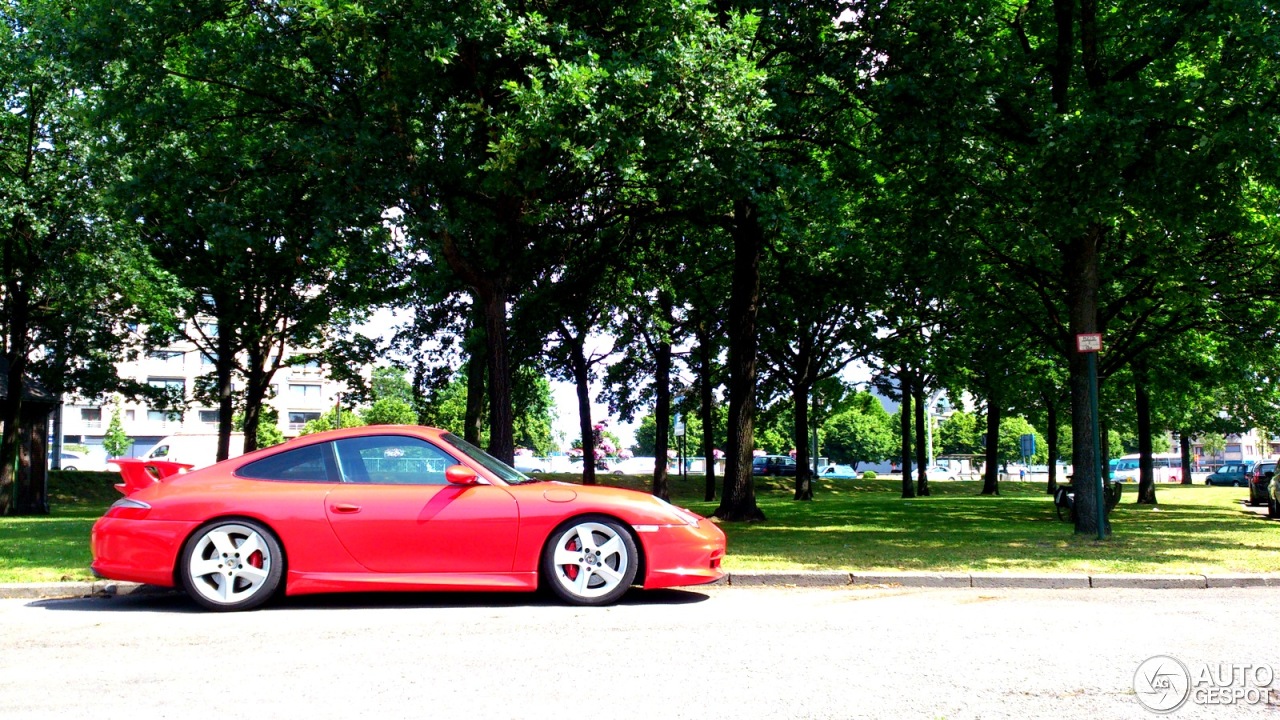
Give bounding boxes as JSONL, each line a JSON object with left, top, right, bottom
{"left": 238, "top": 443, "right": 335, "bottom": 482}
{"left": 333, "top": 436, "right": 456, "bottom": 485}
{"left": 151, "top": 445, "right": 169, "bottom": 458}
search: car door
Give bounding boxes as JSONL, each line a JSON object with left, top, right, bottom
{"left": 323, "top": 434, "right": 519, "bottom": 574}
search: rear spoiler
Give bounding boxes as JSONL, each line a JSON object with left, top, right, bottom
{"left": 109, "top": 458, "right": 194, "bottom": 496}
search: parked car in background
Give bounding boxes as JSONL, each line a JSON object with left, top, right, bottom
{"left": 608, "top": 456, "right": 663, "bottom": 475}
{"left": 925, "top": 465, "right": 959, "bottom": 481}
{"left": 1248, "top": 460, "right": 1276, "bottom": 505}
{"left": 752, "top": 455, "right": 797, "bottom": 476}
{"left": 51, "top": 450, "right": 108, "bottom": 472}
{"left": 818, "top": 464, "right": 860, "bottom": 479}
{"left": 1205, "top": 461, "right": 1257, "bottom": 487}
{"left": 512, "top": 455, "right": 547, "bottom": 474}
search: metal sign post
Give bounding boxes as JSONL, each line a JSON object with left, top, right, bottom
{"left": 1077, "top": 333, "right": 1107, "bottom": 540}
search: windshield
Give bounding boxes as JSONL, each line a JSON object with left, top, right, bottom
{"left": 443, "top": 433, "right": 538, "bottom": 485}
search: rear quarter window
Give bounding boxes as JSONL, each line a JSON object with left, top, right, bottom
{"left": 237, "top": 443, "right": 335, "bottom": 482}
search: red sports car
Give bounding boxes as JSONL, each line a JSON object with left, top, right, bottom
{"left": 92, "top": 426, "right": 726, "bottom": 611}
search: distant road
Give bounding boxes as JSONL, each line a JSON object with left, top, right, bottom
{"left": 2, "top": 585, "right": 1276, "bottom": 719}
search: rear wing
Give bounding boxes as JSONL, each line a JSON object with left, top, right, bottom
{"left": 110, "top": 458, "right": 194, "bottom": 496}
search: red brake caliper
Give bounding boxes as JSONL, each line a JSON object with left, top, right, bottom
{"left": 564, "top": 538, "right": 580, "bottom": 580}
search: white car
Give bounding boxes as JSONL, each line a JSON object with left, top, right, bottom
{"left": 51, "top": 450, "right": 108, "bottom": 472}
{"left": 513, "top": 456, "right": 548, "bottom": 474}
{"left": 608, "top": 456, "right": 663, "bottom": 475}
{"left": 925, "top": 465, "right": 958, "bottom": 481}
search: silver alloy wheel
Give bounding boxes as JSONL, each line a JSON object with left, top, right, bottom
{"left": 546, "top": 520, "right": 636, "bottom": 604}
{"left": 184, "top": 522, "right": 277, "bottom": 609}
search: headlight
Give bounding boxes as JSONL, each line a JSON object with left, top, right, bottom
{"left": 654, "top": 496, "right": 702, "bottom": 527}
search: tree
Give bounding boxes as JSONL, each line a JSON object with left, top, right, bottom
{"left": 81, "top": 0, "right": 394, "bottom": 463}
{"left": 101, "top": 406, "right": 131, "bottom": 459}
{"left": 822, "top": 395, "right": 896, "bottom": 470}
{"left": 360, "top": 398, "right": 417, "bottom": 427}
{"left": 862, "top": 0, "right": 1280, "bottom": 536}
{"left": 1, "top": 0, "right": 176, "bottom": 514}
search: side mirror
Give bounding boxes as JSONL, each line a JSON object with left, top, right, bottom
{"left": 445, "top": 464, "right": 480, "bottom": 485}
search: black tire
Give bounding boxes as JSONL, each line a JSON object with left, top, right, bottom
{"left": 1269, "top": 499, "right": 1278, "bottom": 519}
{"left": 179, "top": 519, "right": 284, "bottom": 612}
{"left": 63, "top": 466, "right": 78, "bottom": 471}
{"left": 541, "top": 515, "right": 638, "bottom": 606}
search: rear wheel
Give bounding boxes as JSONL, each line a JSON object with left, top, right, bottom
{"left": 1269, "top": 499, "right": 1279, "bottom": 519}
{"left": 179, "top": 520, "right": 283, "bottom": 612}
{"left": 542, "top": 516, "right": 638, "bottom": 606}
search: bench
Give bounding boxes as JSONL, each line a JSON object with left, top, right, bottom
{"left": 1054, "top": 482, "right": 1123, "bottom": 522}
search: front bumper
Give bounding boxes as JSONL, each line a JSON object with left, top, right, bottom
{"left": 637, "top": 518, "right": 726, "bottom": 589}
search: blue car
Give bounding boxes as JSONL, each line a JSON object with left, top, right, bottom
{"left": 1205, "top": 461, "right": 1256, "bottom": 487}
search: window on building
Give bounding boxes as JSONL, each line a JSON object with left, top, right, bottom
{"left": 147, "top": 350, "right": 185, "bottom": 369}
{"left": 80, "top": 408, "right": 102, "bottom": 423}
{"left": 148, "top": 378, "right": 186, "bottom": 393}
{"left": 289, "top": 384, "right": 322, "bottom": 401}
{"left": 147, "top": 409, "right": 181, "bottom": 424}
{"left": 198, "top": 410, "right": 219, "bottom": 425}
{"left": 288, "top": 411, "right": 322, "bottom": 426}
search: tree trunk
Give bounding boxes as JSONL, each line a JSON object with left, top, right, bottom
{"left": 793, "top": 379, "right": 813, "bottom": 501}
{"left": 242, "top": 347, "right": 275, "bottom": 455}
{"left": 464, "top": 316, "right": 487, "bottom": 446}
{"left": 697, "top": 321, "right": 717, "bottom": 502}
{"left": 564, "top": 330, "right": 596, "bottom": 486}
{"left": 1179, "top": 433, "right": 1192, "bottom": 485}
{"left": 652, "top": 329, "right": 672, "bottom": 501}
{"left": 0, "top": 285, "right": 31, "bottom": 516}
{"left": 1135, "top": 366, "right": 1157, "bottom": 504}
{"left": 1044, "top": 390, "right": 1060, "bottom": 495}
{"left": 214, "top": 316, "right": 235, "bottom": 462}
{"left": 1067, "top": 224, "right": 1110, "bottom": 537}
{"left": 714, "top": 200, "right": 766, "bottom": 522}
{"left": 481, "top": 286, "right": 515, "bottom": 464}
{"left": 982, "top": 398, "right": 1001, "bottom": 495}
{"left": 914, "top": 382, "right": 929, "bottom": 497}
{"left": 899, "top": 368, "right": 915, "bottom": 499}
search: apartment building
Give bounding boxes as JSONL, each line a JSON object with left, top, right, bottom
{"left": 59, "top": 329, "right": 348, "bottom": 460}
{"left": 1189, "top": 429, "right": 1280, "bottom": 470}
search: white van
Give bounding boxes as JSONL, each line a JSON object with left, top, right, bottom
{"left": 143, "top": 433, "right": 246, "bottom": 469}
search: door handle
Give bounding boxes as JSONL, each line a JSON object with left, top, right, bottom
{"left": 332, "top": 503, "right": 362, "bottom": 514}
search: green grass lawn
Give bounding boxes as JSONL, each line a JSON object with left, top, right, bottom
{"left": 3, "top": 470, "right": 1278, "bottom": 583}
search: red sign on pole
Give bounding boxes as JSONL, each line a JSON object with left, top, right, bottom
{"left": 1076, "top": 334, "right": 1103, "bottom": 353}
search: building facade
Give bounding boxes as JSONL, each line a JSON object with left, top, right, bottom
{"left": 59, "top": 327, "right": 348, "bottom": 461}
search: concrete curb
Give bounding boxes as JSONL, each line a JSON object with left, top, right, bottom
{"left": 4, "top": 571, "right": 1280, "bottom": 600}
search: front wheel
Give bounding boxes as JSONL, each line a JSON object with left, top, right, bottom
{"left": 179, "top": 520, "right": 283, "bottom": 612}
{"left": 542, "top": 517, "right": 638, "bottom": 606}
{"left": 1269, "top": 499, "right": 1278, "bottom": 518}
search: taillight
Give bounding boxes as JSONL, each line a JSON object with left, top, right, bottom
{"left": 105, "top": 497, "right": 151, "bottom": 520}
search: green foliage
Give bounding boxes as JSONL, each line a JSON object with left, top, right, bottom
{"left": 359, "top": 398, "right": 417, "bottom": 427}
{"left": 234, "top": 407, "right": 285, "bottom": 449}
{"left": 300, "top": 407, "right": 366, "bottom": 436}
{"left": 370, "top": 366, "right": 415, "bottom": 406}
{"left": 822, "top": 393, "right": 896, "bottom": 468}
{"left": 937, "top": 412, "right": 982, "bottom": 456}
{"left": 101, "top": 407, "right": 131, "bottom": 458}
